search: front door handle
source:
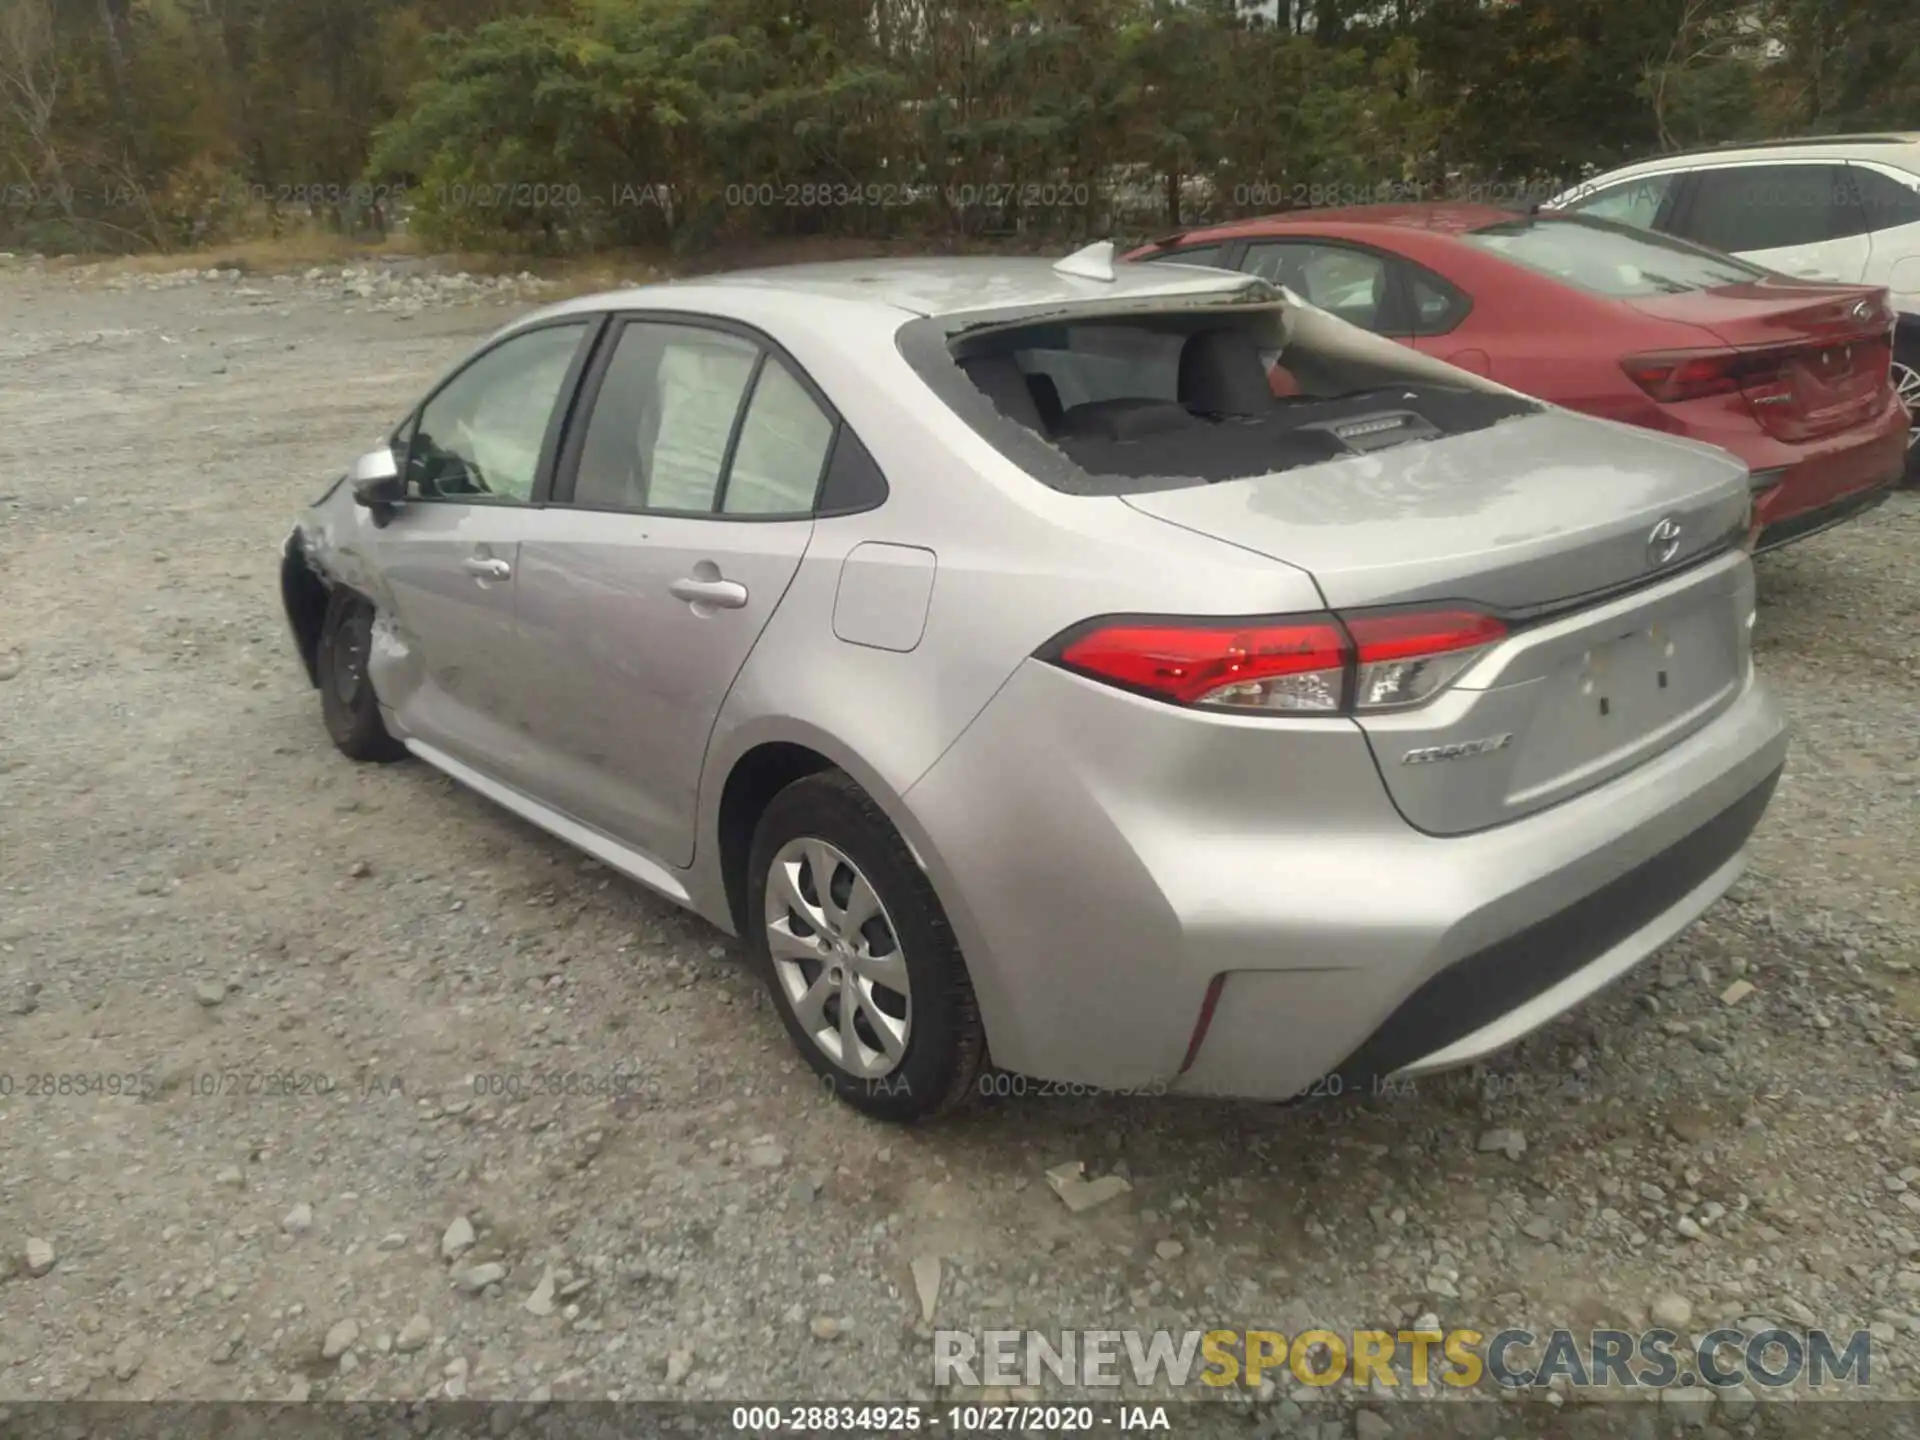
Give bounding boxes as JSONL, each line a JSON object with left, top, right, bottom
{"left": 461, "top": 556, "right": 512, "bottom": 580}
{"left": 669, "top": 576, "right": 748, "bottom": 609}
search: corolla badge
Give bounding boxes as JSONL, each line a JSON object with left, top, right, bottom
{"left": 1647, "top": 516, "right": 1684, "bottom": 567}
{"left": 1402, "top": 734, "right": 1513, "bottom": 765}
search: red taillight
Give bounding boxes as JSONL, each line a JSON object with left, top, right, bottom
{"left": 1056, "top": 617, "right": 1348, "bottom": 711}
{"left": 1046, "top": 607, "right": 1508, "bottom": 715}
{"left": 1345, "top": 609, "right": 1507, "bottom": 662}
{"left": 1621, "top": 349, "right": 1782, "bottom": 403}
{"left": 1347, "top": 609, "right": 1510, "bottom": 710}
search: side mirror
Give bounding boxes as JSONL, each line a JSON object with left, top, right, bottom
{"left": 350, "top": 447, "right": 405, "bottom": 524}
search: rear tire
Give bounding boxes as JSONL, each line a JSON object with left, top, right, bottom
{"left": 318, "top": 590, "right": 407, "bottom": 763}
{"left": 745, "top": 771, "right": 985, "bottom": 1124}
{"left": 1894, "top": 349, "right": 1920, "bottom": 485}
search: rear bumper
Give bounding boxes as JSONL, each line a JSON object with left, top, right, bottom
{"left": 1755, "top": 474, "right": 1897, "bottom": 552}
{"left": 905, "top": 655, "right": 1790, "bottom": 1099}
{"left": 1747, "top": 395, "right": 1907, "bottom": 547}
{"left": 1324, "top": 763, "right": 1777, "bottom": 1090}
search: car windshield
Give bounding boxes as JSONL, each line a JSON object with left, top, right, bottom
{"left": 1461, "top": 215, "right": 1767, "bottom": 297}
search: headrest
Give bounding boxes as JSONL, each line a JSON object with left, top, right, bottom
{"left": 1178, "top": 329, "right": 1273, "bottom": 417}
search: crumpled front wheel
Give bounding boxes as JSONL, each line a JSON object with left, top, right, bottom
{"left": 318, "top": 590, "right": 406, "bottom": 763}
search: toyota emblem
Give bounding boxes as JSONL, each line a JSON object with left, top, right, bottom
{"left": 1647, "top": 516, "right": 1683, "bottom": 567}
{"left": 1850, "top": 298, "right": 1875, "bottom": 321}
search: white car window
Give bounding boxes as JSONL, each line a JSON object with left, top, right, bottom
{"left": 723, "top": 359, "right": 836, "bottom": 515}
{"left": 1679, "top": 163, "right": 1866, "bottom": 252}
{"left": 1562, "top": 173, "right": 1677, "bottom": 230}
{"left": 1851, "top": 165, "right": 1920, "bottom": 234}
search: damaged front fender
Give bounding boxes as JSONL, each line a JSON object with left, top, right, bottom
{"left": 280, "top": 526, "right": 330, "bottom": 688}
{"left": 365, "top": 606, "right": 418, "bottom": 719}
{"left": 295, "top": 491, "right": 385, "bottom": 598}
{"left": 279, "top": 483, "right": 396, "bottom": 688}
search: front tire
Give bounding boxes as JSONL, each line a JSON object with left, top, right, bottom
{"left": 318, "top": 590, "right": 407, "bottom": 763}
{"left": 745, "top": 771, "right": 985, "bottom": 1123}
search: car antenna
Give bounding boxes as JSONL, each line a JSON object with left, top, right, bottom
{"left": 1054, "top": 241, "right": 1118, "bottom": 282}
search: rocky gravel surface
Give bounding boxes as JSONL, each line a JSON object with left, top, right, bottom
{"left": 1, "top": 256, "right": 1918, "bottom": 1436}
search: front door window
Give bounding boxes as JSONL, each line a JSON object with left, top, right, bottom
{"left": 407, "top": 322, "right": 589, "bottom": 503}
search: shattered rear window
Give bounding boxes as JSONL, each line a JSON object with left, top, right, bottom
{"left": 901, "top": 308, "right": 1538, "bottom": 495}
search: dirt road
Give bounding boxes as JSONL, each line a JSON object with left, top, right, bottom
{"left": 2, "top": 257, "right": 1918, "bottom": 1429}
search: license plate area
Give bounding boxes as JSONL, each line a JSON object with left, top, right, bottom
{"left": 1578, "top": 625, "right": 1685, "bottom": 726}
{"left": 1505, "top": 602, "right": 1740, "bottom": 803}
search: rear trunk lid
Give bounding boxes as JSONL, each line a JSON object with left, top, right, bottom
{"left": 1121, "top": 409, "right": 1748, "bottom": 614}
{"left": 1626, "top": 282, "right": 1896, "bottom": 443}
{"left": 1123, "top": 411, "right": 1756, "bottom": 834}
{"left": 1349, "top": 549, "right": 1754, "bottom": 835}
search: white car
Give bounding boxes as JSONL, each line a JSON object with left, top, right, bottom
{"left": 1548, "top": 133, "right": 1920, "bottom": 473}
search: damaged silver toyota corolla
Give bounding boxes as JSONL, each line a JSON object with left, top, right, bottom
{"left": 280, "top": 243, "right": 1789, "bottom": 1123}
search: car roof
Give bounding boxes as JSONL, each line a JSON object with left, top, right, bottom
{"left": 1155, "top": 202, "right": 1522, "bottom": 245}
{"left": 1570, "top": 133, "right": 1920, "bottom": 187}
{"left": 532, "top": 256, "right": 1264, "bottom": 324}
{"left": 1656, "top": 132, "right": 1920, "bottom": 161}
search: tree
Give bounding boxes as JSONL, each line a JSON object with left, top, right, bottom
{"left": 0, "top": 0, "right": 78, "bottom": 228}
{"left": 0, "top": 0, "right": 1911, "bottom": 257}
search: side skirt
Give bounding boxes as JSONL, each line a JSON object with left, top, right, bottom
{"left": 405, "top": 738, "right": 694, "bottom": 908}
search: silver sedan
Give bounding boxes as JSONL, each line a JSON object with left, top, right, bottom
{"left": 281, "top": 244, "right": 1789, "bottom": 1122}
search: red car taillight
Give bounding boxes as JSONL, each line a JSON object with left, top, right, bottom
{"left": 1621, "top": 348, "right": 1786, "bottom": 404}
{"left": 1045, "top": 607, "right": 1509, "bottom": 715}
{"left": 1056, "top": 617, "right": 1349, "bottom": 711}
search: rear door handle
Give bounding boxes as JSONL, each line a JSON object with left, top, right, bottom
{"left": 461, "top": 556, "right": 512, "bottom": 580}
{"left": 669, "top": 576, "right": 748, "bottom": 609}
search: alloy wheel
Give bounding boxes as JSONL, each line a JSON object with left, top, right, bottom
{"left": 1894, "top": 360, "right": 1920, "bottom": 456}
{"left": 763, "top": 837, "right": 911, "bottom": 1079}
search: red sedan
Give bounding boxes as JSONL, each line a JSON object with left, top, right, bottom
{"left": 1125, "top": 204, "right": 1908, "bottom": 551}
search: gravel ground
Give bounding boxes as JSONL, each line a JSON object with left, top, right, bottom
{"left": 1, "top": 256, "right": 1918, "bottom": 1434}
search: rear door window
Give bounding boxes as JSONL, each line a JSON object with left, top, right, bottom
{"left": 721, "top": 358, "right": 837, "bottom": 516}
{"left": 1400, "top": 264, "right": 1471, "bottom": 336}
{"left": 571, "top": 322, "right": 760, "bottom": 514}
{"left": 1241, "top": 241, "right": 1390, "bottom": 330}
{"left": 1460, "top": 215, "right": 1766, "bottom": 296}
{"left": 1675, "top": 163, "right": 1867, "bottom": 251}
{"left": 560, "top": 316, "right": 878, "bottom": 519}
